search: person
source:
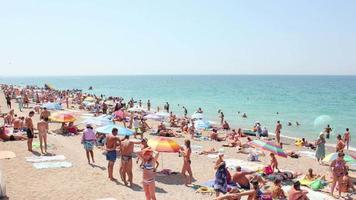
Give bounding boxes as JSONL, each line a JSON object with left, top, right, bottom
{"left": 139, "top": 118, "right": 150, "bottom": 139}
{"left": 81, "top": 124, "right": 96, "bottom": 164}
{"left": 215, "top": 180, "right": 269, "bottom": 200}
{"left": 106, "top": 128, "right": 121, "bottom": 181}
{"left": 324, "top": 124, "right": 332, "bottom": 139}
{"left": 214, "top": 153, "right": 228, "bottom": 197}
{"left": 133, "top": 116, "right": 140, "bottom": 139}
{"left": 255, "top": 122, "right": 262, "bottom": 139}
{"left": 315, "top": 132, "right": 326, "bottom": 164}
{"left": 344, "top": 128, "right": 351, "bottom": 150}
{"left": 37, "top": 117, "right": 49, "bottom": 154}
{"left": 288, "top": 181, "right": 309, "bottom": 200}
{"left": 232, "top": 166, "right": 255, "bottom": 190}
{"left": 18, "top": 96, "right": 23, "bottom": 112}
{"left": 25, "top": 111, "right": 35, "bottom": 152}
{"left": 180, "top": 139, "right": 193, "bottom": 186}
{"left": 182, "top": 106, "right": 187, "bottom": 118}
{"left": 304, "top": 168, "right": 318, "bottom": 181}
{"left": 6, "top": 94, "right": 11, "bottom": 109}
{"left": 147, "top": 99, "right": 151, "bottom": 111}
{"left": 40, "top": 107, "right": 50, "bottom": 120}
{"left": 330, "top": 152, "right": 347, "bottom": 197}
{"left": 4, "top": 109, "right": 14, "bottom": 125}
{"left": 67, "top": 122, "right": 82, "bottom": 135}
{"left": 13, "top": 116, "right": 24, "bottom": 132}
{"left": 222, "top": 121, "right": 230, "bottom": 130}
{"left": 270, "top": 153, "right": 280, "bottom": 172}
{"left": 242, "top": 113, "right": 247, "bottom": 118}
{"left": 0, "top": 125, "right": 26, "bottom": 141}
{"left": 139, "top": 148, "right": 159, "bottom": 200}
{"left": 223, "top": 132, "right": 241, "bottom": 148}
{"left": 340, "top": 171, "right": 355, "bottom": 193}
{"left": 120, "top": 135, "right": 141, "bottom": 186}
{"left": 220, "top": 112, "right": 224, "bottom": 125}
{"left": 102, "top": 101, "right": 107, "bottom": 114}
{"left": 275, "top": 121, "right": 282, "bottom": 145}
{"left": 336, "top": 134, "right": 345, "bottom": 152}
{"left": 188, "top": 122, "right": 195, "bottom": 139}
{"left": 271, "top": 179, "right": 286, "bottom": 200}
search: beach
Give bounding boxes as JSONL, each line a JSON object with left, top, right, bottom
{"left": 0, "top": 87, "right": 355, "bottom": 200}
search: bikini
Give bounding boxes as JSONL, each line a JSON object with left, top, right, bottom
{"left": 142, "top": 162, "right": 155, "bottom": 184}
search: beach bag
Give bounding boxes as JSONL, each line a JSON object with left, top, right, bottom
{"left": 263, "top": 166, "right": 273, "bottom": 175}
{"left": 309, "top": 178, "right": 323, "bottom": 190}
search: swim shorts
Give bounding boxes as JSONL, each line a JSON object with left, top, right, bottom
{"left": 83, "top": 141, "right": 94, "bottom": 151}
{"left": 26, "top": 129, "right": 34, "bottom": 139}
{"left": 106, "top": 150, "right": 117, "bottom": 162}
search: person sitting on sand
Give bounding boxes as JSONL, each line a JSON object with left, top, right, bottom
{"left": 304, "top": 168, "right": 319, "bottom": 181}
{"left": 12, "top": 116, "right": 24, "bottom": 132}
{"left": 237, "top": 128, "right": 245, "bottom": 137}
{"left": 339, "top": 171, "right": 355, "bottom": 193}
{"left": 270, "top": 179, "right": 286, "bottom": 200}
{"left": 270, "top": 153, "right": 280, "bottom": 172}
{"left": 232, "top": 166, "right": 262, "bottom": 190}
{"left": 210, "top": 129, "right": 225, "bottom": 142}
{"left": 288, "top": 181, "right": 309, "bottom": 200}
{"left": 157, "top": 122, "right": 177, "bottom": 137}
{"left": 215, "top": 180, "right": 271, "bottom": 200}
{"left": 301, "top": 138, "right": 316, "bottom": 150}
{"left": 139, "top": 148, "right": 159, "bottom": 200}
{"left": 222, "top": 121, "right": 230, "bottom": 130}
{"left": 223, "top": 133, "right": 241, "bottom": 148}
{"left": 66, "top": 122, "right": 82, "bottom": 135}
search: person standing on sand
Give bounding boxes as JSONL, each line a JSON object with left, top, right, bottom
{"left": 330, "top": 152, "right": 347, "bottom": 198}
{"left": 336, "top": 134, "right": 345, "bottom": 152}
{"left": 180, "top": 139, "right": 193, "bottom": 186}
{"left": 119, "top": 135, "right": 141, "bottom": 186}
{"left": 25, "top": 111, "right": 35, "bottom": 152}
{"left": 81, "top": 124, "right": 96, "bottom": 164}
{"left": 40, "top": 107, "right": 50, "bottom": 120}
{"left": 18, "top": 96, "right": 23, "bottom": 112}
{"left": 37, "top": 117, "right": 49, "bottom": 154}
{"left": 139, "top": 148, "right": 159, "bottom": 200}
{"left": 275, "top": 121, "right": 282, "bottom": 145}
{"left": 106, "top": 128, "right": 121, "bottom": 181}
{"left": 6, "top": 94, "right": 11, "bottom": 109}
{"left": 315, "top": 132, "right": 326, "bottom": 164}
{"left": 344, "top": 128, "right": 351, "bottom": 150}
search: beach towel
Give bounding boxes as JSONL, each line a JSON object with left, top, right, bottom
{"left": 297, "top": 151, "right": 315, "bottom": 159}
{"left": 0, "top": 151, "right": 16, "bottom": 160}
{"left": 224, "top": 159, "right": 263, "bottom": 171}
{"left": 26, "top": 155, "right": 66, "bottom": 163}
{"left": 33, "top": 161, "right": 72, "bottom": 169}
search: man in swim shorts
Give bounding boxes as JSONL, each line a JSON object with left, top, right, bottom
{"left": 106, "top": 128, "right": 121, "bottom": 181}
{"left": 25, "top": 111, "right": 35, "bottom": 152}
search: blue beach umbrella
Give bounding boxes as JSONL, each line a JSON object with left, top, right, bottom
{"left": 194, "top": 120, "right": 211, "bottom": 130}
{"left": 42, "top": 102, "right": 62, "bottom": 110}
{"left": 96, "top": 124, "right": 133, "bottom": 136}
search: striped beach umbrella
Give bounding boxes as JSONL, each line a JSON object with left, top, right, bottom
{"left": 96, "top": 124, "right": 133, "bottom": 136}
{"left": 148, "top": 137, "right": 180, "bottom": 153}
{"left": 323, "top": 153, "right": 356, "bottom": 164}
{"left": 50, "top": 112, "right": 76, "bottom": 123}
{"left": 249, "top": 140, "right": 287, "bottom": 158}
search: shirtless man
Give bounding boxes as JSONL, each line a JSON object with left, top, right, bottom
{"left": 275, "top": 121, "right": 282, "bottom": 145}
{"left": 232, "top": 166, "right": 266, "bottom": 190}
{"left": 25, "top": 111, "right": 35, "bottom": 152}
{"left": 40, "top": 107, "right": 50, "bottom": 120}
{"left": 120, "top": 135, "right": 141, "bottom": 186}
{"left": 13, "top": 116, "right": 23, "bottom": 132}
{"left": 106, "top": 128, "right": 121, "bottom": 181}
{"left": 37, "top": 117, "right": 49, "bottom": 154}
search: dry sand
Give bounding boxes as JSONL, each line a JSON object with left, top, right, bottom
{"left": 0, "top": 91, "right": 354, "bottom": 200}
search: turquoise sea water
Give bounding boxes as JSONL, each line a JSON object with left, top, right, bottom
{"left": 1, "top": 75, "right": 355, "bottom": 147}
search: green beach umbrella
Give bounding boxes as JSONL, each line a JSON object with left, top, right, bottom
{"left": 323, "top": 152, "right": 356, "bottom": 164}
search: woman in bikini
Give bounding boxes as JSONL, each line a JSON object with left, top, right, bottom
{"left": 140, "top": 148, "right": 159, "bottom": 200}
{"left": 330, "top": 152, "right": 348, "bottom": 198}
{"left": 180, "top": 139, "right": 193, "bottom": 186}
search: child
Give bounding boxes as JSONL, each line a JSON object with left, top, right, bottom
{"left": 270, "top": 153, "right": 280, "bottom": 172}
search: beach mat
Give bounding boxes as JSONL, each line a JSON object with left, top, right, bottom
{"left": 26, "top": 155, "right": 66, "bottom": 163}
{"left": 224, "top": 159, "right": 263, "bottom": 171}
{"left": 0, "top": 151, "right": 16, "bottom": 160}
{"left": 33, "top": 161, "right": 72, "bottom": 169}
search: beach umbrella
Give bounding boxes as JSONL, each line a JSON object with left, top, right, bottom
{"left": 127, "top": 106, "right": 146, "bottom": 112}
{"left": 42, "top": 102, "right": 62, "bottom": 110}
{"left": 323, "top": 153, "right": 356, "bottom": 164}
{"left": 50, "top": 112, "right": 76, "bottom": 123}
{"left": 155, "top": 112, "right": 170, "bottom": 119}
{"left": 249, "top": 140, "right": 287, "bottom": 158}
{"left": 96, "top": 124, "right": 133, "bottom": 136}
{"left": 313, "top": 115, "right": 332, "bottom": 129}
{"left": 144, "top": 113, "right": 163, "bottom": 121}
{"left": 148, "top": 137, "right": 180, "bottom": 153}
{"left": 81, "top": 115, "right": 114, "bottom": 127}
{"left": 194, "top": 119, "right": 211, "bottom": 130}
{"left": 84, "top": 96, "right": 95, "bottom": 102}
{"left": 191, "top": 112, "right": 204, "bottom": 120}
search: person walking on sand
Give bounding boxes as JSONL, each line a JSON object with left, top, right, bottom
{"left": 37, "top": 117, "right": 49, "bottom": 154}
{"left": 25, "top": 111, "right": 35, "bottom": 152}
{"left": 275, "top": 121, "right": 282, "bottom": 145}
{"left": 106, "top": 128, "right": 121, "bottom": 181}
{"left": 139, "top": 148, "right": 159, "bottom": 200}
{"left": 120, "top": 135, "right": 141, "bottom": 186}
{"left": 344, "top": 128, "right": 351, "bottom": 150}
{"left": 81, "top": 124, "right": 96, "bottom": 164}
{"left": 315, "top": 132, "right": 326, "bottom": 165}
{"left": 180, "top": 139, "right": 193, "bottom": 186}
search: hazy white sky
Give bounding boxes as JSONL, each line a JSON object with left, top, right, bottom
{"left": 1, "top": 0, "right": 356, "bottom": 76}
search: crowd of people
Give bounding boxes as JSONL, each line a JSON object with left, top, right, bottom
{"left": 0, "top": 83, "right": 355, "bottom": 200}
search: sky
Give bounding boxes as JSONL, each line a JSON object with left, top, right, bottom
{"left": 1, "top": 0, "right": 356, "bottom": 76}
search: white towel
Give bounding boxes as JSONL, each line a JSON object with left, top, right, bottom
{"left": 26, "top": 155, "right": 66, "bottom": 163}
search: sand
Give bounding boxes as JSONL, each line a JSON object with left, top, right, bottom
{"left": 0, "top": 90, "right": 354, "bottom": 200}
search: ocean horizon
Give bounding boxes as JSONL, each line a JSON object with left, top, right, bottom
{"left": 1, "top": 75, "right": 355, "bottom": 147}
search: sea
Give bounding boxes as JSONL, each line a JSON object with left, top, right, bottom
{"left": 1, "top": 75, "right": 355, "bottom": 147}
